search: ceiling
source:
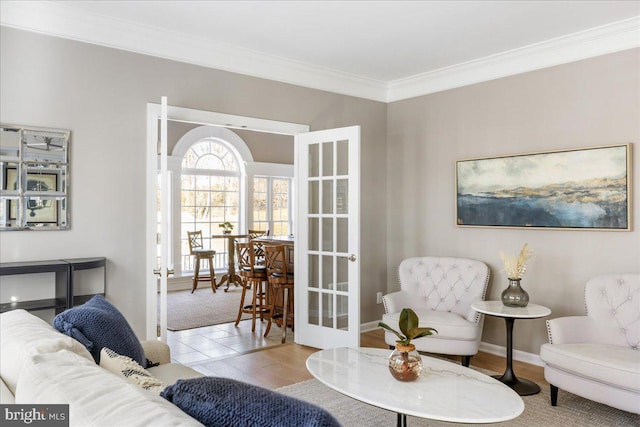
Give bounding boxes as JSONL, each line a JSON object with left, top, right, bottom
{"left": 1, "top": 1, "right": 639, "bottom": 101}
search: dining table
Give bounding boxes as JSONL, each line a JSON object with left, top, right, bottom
{"left": 212, "top": 233, "right": 249, "bottom": 292}
{"left": 251, "top": 235, "right": 295, "bottom": 246}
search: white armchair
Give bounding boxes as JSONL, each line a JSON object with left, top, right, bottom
{"left": 381, "top": 257, "right": 490, "bottom": 367}
{"left": 540, "top": 274, "right": 640, "bottom": 414}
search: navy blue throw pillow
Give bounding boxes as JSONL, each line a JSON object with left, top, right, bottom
{"left": 161, "top": 377, "right": 341, "bottom": 427}
{"left": 54, "top": 295, "right": 146, "bottom": 367}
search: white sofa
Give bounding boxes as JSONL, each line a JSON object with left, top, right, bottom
{"left": 0, "top": 309, "right": 204, "bottom": 426}
{"left": 381, "top": 257, "right": 490, "bottom": 366}
{"left": 539, "top": 274, "right": 640, "bottom": 414}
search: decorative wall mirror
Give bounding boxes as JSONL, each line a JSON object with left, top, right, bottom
{"left": 0, "top": 124, "right": 70, "bottom": 230}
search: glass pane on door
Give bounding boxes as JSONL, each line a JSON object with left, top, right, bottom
{"left": 309, "top": 292, "right": 319, "bottom": 326}
{"left": 322, "top": 255, "right": 333, "bottom": 290}
{"left": 309, "top": 144, "right": 319, "bottom": 177}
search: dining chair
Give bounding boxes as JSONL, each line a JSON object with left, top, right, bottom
{"left": 235, "top": 241, "right": 270, "bottom": 332}
{"left": 248, "top": 229, "right": 270, "bottom": 260}
{"left": 187, "top": 230, "right": 216, "bottom": 294}
{"left": 263, "top": 244, "right": 294, "bottom": 343}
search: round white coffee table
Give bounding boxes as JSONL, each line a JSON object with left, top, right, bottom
{"left": 306, "top": 347, "right": 523, "bottom": 427}
{"left": 471, "top": 301, "right": 551, "bottom": 396}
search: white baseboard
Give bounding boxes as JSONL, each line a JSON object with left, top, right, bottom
{"left": 365, "top": 319, "right": 544, "bottom": 367}
{"left": 360, "top": 320, "right": 381, "bottom": 333}
{"left": 479, "top": 341, "right": 544, "bottom": 367}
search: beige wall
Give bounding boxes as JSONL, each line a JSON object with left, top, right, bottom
{"left": 167, "top": 121, "right": 294, "bottom": 164}
{"left": 387, "top": 48, "right": 640, "bottom": 355}
{"left": 2, "top": 25, "right": 638, "bottom": 357}
{"left": 0, "top": 27, "right": 388, "bottom": 337}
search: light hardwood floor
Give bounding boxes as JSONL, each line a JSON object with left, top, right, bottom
{"left": 190, "top": 328, "right": 547, "bottom": 390}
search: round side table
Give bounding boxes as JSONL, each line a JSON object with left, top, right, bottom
{"left": 471, "top": 301, "right": 551, "bottom": 396}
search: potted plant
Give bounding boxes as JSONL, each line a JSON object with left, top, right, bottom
{"left": 378, "top": 308, "right": 437, "bottom": 381}
{"left": 218, "top": 222, "right": 234, "bottom": 234}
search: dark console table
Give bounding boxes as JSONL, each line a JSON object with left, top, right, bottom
{"left": 0, "top": 257, "right": 106, "bottom": 313}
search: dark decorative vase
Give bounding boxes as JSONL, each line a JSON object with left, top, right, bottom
{"left": 501, "top": 278, "right": 529, "bottom": 307}
{"left": 388, "top": 343, "right": 423, "bottom": 382}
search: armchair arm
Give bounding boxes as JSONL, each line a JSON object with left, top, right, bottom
{"left": 382, "top": 290, "right": 419, "bottom": 314}
{"left": 546, "top": 316, "right": 595, "bottom": 344}
{"left": 141, "top": 339, "right": 171, "bottom": 365}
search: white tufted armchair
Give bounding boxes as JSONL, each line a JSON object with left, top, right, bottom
{"left": 540, "top": 274, "right": 640, "bottom": 414}
{"left": 381, "top": 257, "right": 490, "bottom": 367}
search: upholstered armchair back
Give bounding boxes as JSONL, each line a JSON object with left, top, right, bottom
{"left": 584, "top": 274, "right": 640, "bottom": 350}
{"left": 398, "top": 257, "right": 490, "bottom": 324}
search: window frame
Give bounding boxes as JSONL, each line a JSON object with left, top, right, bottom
{"left": 252, "top": 175, "right": 294, "bottom": 236}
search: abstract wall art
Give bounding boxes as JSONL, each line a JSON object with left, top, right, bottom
{"left": 456, "top": 144, "right": 632, "bottom": 230}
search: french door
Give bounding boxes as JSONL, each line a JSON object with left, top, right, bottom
{"left": 146, "top": 101, "right": 360, "bottom": 349}
{"left": 146, "top": 97, "right": 170, "bottom": 340}
{"left": 295, "top": 126, "right": 360, "bottom": 349}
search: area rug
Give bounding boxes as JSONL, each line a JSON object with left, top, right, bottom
{"left": 277, "top": 377, "right": 638, "bottom": 426}
{"left": 164, "top": 286, "right": 243, "bottom": 331}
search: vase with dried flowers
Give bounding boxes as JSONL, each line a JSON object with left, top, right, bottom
{"left": 378, "top": 308, "right": 437, "bottom": 381}
{"left": 499, "top": 243, "right": 533, "bottom": 307}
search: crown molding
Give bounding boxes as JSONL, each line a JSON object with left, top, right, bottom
{"left": 1, "top": 2, "right": 638, "bottom": 103}
{"left": 386, "top": 16, "right": 640, "bottom": 102}
{"left": 0, "top": 1, "right": 388, "bottom": 102}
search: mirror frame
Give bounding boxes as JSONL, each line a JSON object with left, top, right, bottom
{"left": 0, "top": 124, "right": 70, "bottom": 231}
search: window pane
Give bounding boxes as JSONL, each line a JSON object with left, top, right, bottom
{"left": 337, "top": 140, "right": 348, "bottom": 175}
{"left": 181, "top": 138, "right": 241, "bottom": 273}
{"left": 309, "top": 144, "right": 319, "bottom": 177}
{"left": 322, "top": 141, "right": 333, "bottom": 176}
{"left": 322, "top": 293, "right": 333, "bottom": 328}
{"left": 322, "top": 180, "right": 333, "bottom": 214}
{"left": 254, "top": 177, "right": 267, "bottom": 192}
{"left": 308, "top": 291, "right": 319, "bottom": 325}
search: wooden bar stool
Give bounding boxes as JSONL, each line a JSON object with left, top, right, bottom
{"left": 187, "top": 231, "right": 216, "bottom": 293}
{"left": 235, "top": 241, "right": 270, "bottom": 331}
{"left": 248, "top": 229, "right": 269, "bottom": 262}
{"left": 263, "top": 244, "right": 294, "bottom": 343}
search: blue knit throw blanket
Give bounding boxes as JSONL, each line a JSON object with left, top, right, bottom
{"left": 54, "top": 295, "right": 146, "bottom": 366}
{"left": 161, "top": 377, "right": 341, "bottom": 427}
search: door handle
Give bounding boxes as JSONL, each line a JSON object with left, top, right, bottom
{"left": 153, "top": 268, "right": 175, "bottom": 276}
{"left": 348, "top": 254, "right": 357, "bottom": 262}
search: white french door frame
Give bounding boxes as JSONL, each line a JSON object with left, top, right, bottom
{"left": 294, "top": 126, "right": 361, "bottom": 349}
{"left": 145, "top": 103, "right": 309, "bottom": 340}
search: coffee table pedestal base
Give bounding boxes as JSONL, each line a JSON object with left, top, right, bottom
{"left": 397, "top": 413, "right": 406, "bottom": 427}
{"left": 493, "top": 373, "right": 540, "bottom": 396}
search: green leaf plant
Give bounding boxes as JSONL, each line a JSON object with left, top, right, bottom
{"left": 378, "top": 308, "right": 437, "bottom": 346}
{"left": 218, "top": 222, "right": 234, "bottom": 232}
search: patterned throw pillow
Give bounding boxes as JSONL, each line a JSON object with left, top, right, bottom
{"left": 100, "top": 347, "right": 167, "bottom": 394}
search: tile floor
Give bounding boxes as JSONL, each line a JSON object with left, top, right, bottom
{"left": 166, "top": 318, "right": 294, "bottom": 375}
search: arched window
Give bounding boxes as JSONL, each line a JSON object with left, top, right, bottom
{"left": 180, "top": 138, "right": 242, "bottom": 271}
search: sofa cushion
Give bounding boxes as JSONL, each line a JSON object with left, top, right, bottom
{"left": 382, "top": 309, "right": 479, "bottom": 341}
{"left": 0, "top": 309, "right": 93, "bottom": 394}
{"left": 54, "top": 295, "right": 146, "bottom": 366}
{"left": 161, "top": 377, "right": 340, "bottom": 427}
{"left": 540, "top": 342, "right": 640, "bottom": 392}
{"left": 147, "top": 363, "right": 204, "bottom": 385}
{"left": 99, "top": 348, "right": 167, "bottom": 394}
{"left": 15, "top": 349, "right": 203, "bottom": 427}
